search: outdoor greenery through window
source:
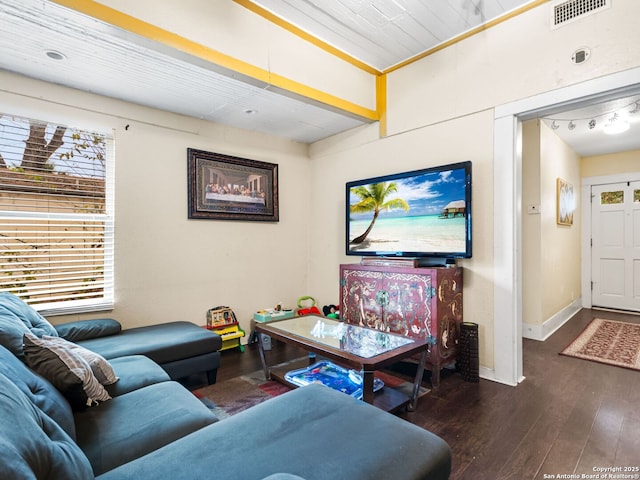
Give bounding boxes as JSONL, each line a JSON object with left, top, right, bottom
{"left": 600, "top": 190, "right": 623, "bottom": 204}
{"left": 0, "top": 114, "right": 114, "bottom": 314}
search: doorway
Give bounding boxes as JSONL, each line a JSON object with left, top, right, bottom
{"left": 492, "top": 67, "right": 640, "bottom": 387}
{"left": 582, "top": 175, "right": 640, "bottom": 312}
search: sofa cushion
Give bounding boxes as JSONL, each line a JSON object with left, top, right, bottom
{"left": 0, "top": 372, "right": 93, "bottom": 480}
{"left": 75, "top": 381, "right": 217, "bottom": 476}
{"left": 96, "top": 384, "right": 452, "bottom": 480}
{"left": 55, "top": 318, "right": 122, "bottom": 342}
{"left": 0, "top": 305, "right": 32, "bottom": 357}
{"left": 78, "top": 321, "right": 222, "bottom": 364}
{"left": 40, "top": 335, "right": 118, "bottom": 385}
{"left": 23, "top": 333, "right": 111, "bottom": 410}
{"left": 0, "top": 344, "right": 76, "bottom": 440}
{"left": 0, "top": 292, "right": 58, "bottom": 357}
{"left": 106, "top": 355, "right": 170, "bottom": 397}
{"left": 0, "top": 292, "right": 58, "bottom": 336}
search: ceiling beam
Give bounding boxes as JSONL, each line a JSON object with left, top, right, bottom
{"left": 50, "top": 0, "right": 379, "bottom": 123}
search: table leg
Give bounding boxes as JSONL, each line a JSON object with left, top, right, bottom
{"left": 362, "top": 370, "right": 375, "bottom": 404}
{"left": 257, "top": 335, "right": 269, "bottom": 380}
{"left": 408, "top": 349, "right": 428, "bottom": 411}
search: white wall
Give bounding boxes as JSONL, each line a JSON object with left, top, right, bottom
{"left": 386, "top": 1, "right": 640, "bottom": 136}
{"left": 309, "top": 111, "right": 496, "bottom": 368}
{"left": 521, "top": 120, "right": 582, "bottom": 340}
{"left": 0, "top": 71, "right": 311, "bottom": 335}
{"left": 582, "top": 149, "right": 640, "bottom": 177}
{"left": 309, "top": 0, "right": 640, "bottom": 373}
{"left": 522, "top": 120, "right": 543, "bottom": 332}
{"left": 539, "top": 122, "right": 582, "bottom": 322}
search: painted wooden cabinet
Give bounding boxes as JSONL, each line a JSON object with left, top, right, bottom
{"left": 339, "top": 263, "right": 463, "bottom": 387}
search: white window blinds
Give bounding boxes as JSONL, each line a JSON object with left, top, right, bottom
{"left": 0, "top": 114, "right": 114, "bottom": 314}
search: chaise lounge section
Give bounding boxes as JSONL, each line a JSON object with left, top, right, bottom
{"left": 55, "top": 318, "right": 222, "bottom": 385}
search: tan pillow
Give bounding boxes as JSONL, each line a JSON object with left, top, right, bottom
{"left": 41, "top": 335, "right": 118, "bottom": 385}
{"left": 23, "top": 333, "right": 111, "bottom": 410}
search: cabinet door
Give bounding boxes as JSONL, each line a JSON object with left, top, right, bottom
{"left": 434, "top": 270, "right": 463, "bottom": 361}
{"left": 341, "top": 268, "right": 386, "bottom": 330}
{"left": 341, "top": 266, "right": 434, "bottom": 343}
{"left": 382, "top": 271, "right": 433, "bottom": 341}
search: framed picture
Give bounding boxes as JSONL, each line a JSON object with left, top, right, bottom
{"left": 556, "top": 178, "right": 574, "bottom": 226}
{"left": 187, "top": 148, "right": 279, "bottom": 221}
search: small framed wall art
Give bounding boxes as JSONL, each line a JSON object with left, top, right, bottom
{"left": 187, "top": 148, "right": 279, "bottom": 222}
{"left": 556, "top": 177, "right": 574, "bottom": 226}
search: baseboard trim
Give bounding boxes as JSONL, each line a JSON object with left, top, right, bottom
{"left": 477, "top": 366, "right": 521, "bottom": 387}
{"left": 522, "top": 298, "right": 582, "bottom": 341}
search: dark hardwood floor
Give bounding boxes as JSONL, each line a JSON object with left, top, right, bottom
{"left": 215, "top": 309, "right": 640, "bottom": 480}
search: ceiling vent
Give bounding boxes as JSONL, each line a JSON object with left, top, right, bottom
{"left": 551, "top": 0, "right": 610, "bottom": 29}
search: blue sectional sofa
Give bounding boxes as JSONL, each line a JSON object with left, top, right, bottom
{"left": 0, "top": 292, "right": 452, "bottom": 479}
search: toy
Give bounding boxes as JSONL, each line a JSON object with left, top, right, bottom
{"left": 205, "top": 306, "right": 244, "bottom": 352}
{"left": 296, "top": 296, "right": 321, "bottom": 316}
{"left": 322, "top": 304, "right": 340, "bottom": 319}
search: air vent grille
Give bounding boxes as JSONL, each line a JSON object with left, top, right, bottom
{"left": 552, "top": 0, "right": 610, "bottom": 28}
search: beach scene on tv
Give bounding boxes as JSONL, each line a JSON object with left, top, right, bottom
{"left": 348, "top": 167, "right": 468, "bottom": 255}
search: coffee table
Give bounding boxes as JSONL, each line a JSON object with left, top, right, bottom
{"left": 255, "top": 314, "right": 429, "bottom": 412}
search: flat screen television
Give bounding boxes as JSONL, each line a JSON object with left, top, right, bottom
{"left": 346, "top": 161, "right": 472, "bottom": 260}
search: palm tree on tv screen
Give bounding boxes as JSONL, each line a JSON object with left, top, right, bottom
{"left": 350, "top": 182, "right": 409, "bottom": 244}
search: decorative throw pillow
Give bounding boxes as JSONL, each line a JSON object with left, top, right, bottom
{"left": 23, "top": 333, "right": 111, "bottom": 411}
{"left": 40, "top": 335, "right": 118, "bottom": 385}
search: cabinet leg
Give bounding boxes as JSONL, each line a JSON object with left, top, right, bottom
{"left": 362, "top": 370, "right": 375, "bottom": 404}
{"left": 408, "top": 350, "right": 428, "bottom": 411}
{"left": 431, "top": 367, "right": 440, "bottom": 388}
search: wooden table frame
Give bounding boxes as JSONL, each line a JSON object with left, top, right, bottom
{"left": 255, "top": 316, "right": 429, "bottom": 412}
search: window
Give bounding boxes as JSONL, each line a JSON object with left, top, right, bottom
{"left": 600, "top": 190, "right": 623, "bottom": 205}
{"left": 0, "top": 114, "right": 114, "bottom": 314}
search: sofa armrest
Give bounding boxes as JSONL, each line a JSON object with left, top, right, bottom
{"left": 55, "top": 318, "right": 121, "bottom": 342}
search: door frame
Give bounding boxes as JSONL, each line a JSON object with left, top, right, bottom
{"left": 581, "top": 172, "right": 640, "bottom": 309}
{"left": 491, "top": 67, "right": 640, "bottom": 387}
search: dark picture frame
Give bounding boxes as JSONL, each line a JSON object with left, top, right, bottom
{"left": 187, "top": 148, "right": 279, "bottom": 221}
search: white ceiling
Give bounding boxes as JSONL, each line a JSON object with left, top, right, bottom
{"left": 0, "top": 0, "right": 638, "bottom": 155}
{"left": 248, "top": 0, "right": 536, "bottom": 72}
{"left": 540, "top": 93, "right": 640, "bottom": 157}
{"left": 0, "top": 0, "right": 365, "bottom": 143}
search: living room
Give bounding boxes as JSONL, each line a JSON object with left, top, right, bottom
{"left": 2, "top": 0, "right": 638, "bottom": 384}
{"left": 1, "top": 1, "right": 639, "bottom": 478}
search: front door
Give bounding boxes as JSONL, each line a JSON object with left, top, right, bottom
{"left": 590, "top": 181, "right": 640, "bottom": 311}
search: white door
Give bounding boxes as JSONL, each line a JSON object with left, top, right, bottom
{"left": 591, "top": 181, "right": 640, "bottom": 311}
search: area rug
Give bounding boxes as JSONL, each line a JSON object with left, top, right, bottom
{"left": 193, "top": 361, "right": 429, "bottom": 421}
{"left": 560, "top": 318, "right": 640, "bottom": 371}
{"left": 192, "top": 371, "right": 291, "bottom": 421}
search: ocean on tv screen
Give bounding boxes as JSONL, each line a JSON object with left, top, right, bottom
{"left": 348, "top": 215, "right": 466, "bottom": 254}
